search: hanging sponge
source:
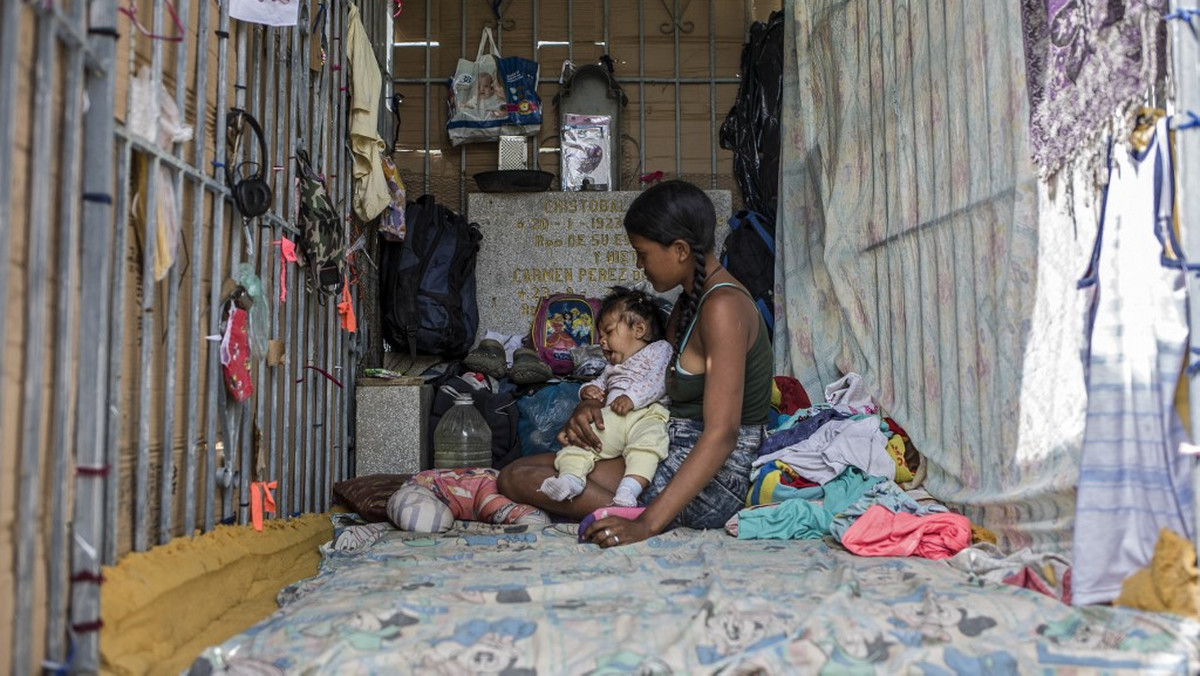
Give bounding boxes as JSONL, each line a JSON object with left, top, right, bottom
{"left": 1115, "top": 528, "right": 1199, "bottom": 619}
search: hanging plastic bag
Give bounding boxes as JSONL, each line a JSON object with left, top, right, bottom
{"left": 233, "top": 263, "right": 269, "bottom": 364}
{"left": 229, "top": 0, "right": 298, "bottom": 26}
{"left": 497, "top": 54, "right": 541, "bottom": 135}
{"left": 446, "top": 27, "right": 541, "bottom": 145}
{"left": 447, "top": 27, "right": 509, "bottom": 145}
{"left": 561, "top": 114, "right": 610, "bottom": 191}
{"left": 129, "top": 66, "right": 193, "bottom": 280}
{"left": 219, "top": 300, "right": 254, "bottom": 403}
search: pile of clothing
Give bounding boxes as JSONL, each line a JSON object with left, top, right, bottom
{"left": 729, "top": 373, "right": 969, "bottom": 560}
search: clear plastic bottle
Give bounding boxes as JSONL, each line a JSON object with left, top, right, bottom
{"left": 433, "top": 393, "right": 492, "bottom": 469}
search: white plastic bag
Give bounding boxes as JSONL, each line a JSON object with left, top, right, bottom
{"left": 129, "top": 66, "right": 193, "bottom": 280}
{"left": 229, "top": 0, "right": 298, "bottom": 27}
{"left": 561, "top": 114, "right": 611, "bottom": 191}
{"left": 446, "top": 28, "right": 510, "bottom": 146}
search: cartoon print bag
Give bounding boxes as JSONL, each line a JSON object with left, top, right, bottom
{"left": 529, "top": 294, "right": 600, "bottom": 375}
{"left": 446, "top": 27, "right": 508, "bottom": 146}
{"left": 446, "top": 27, "right": 541, "bottom": 146}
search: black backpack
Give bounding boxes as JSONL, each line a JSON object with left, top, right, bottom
{"left": 720, "top": 210, "right": 775, "bottom": 337}
{"left": 380, "top": 195, "right": 482, "bottom": 362}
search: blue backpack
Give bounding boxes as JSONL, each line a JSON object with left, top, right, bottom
{"left": 380, "top": 195, "right": 482, "bottom": 361}
{"left": 719, "top": 210, "right": 776, "bottom": 336}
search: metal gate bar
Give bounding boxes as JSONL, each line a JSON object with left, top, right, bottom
{"left": 15, "top": 13, "right": 60, "bottom": 675}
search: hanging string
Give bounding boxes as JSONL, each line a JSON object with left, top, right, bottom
{"left": 296, "top": 364, "right": 344, "bottom": 388}
{"left": 1172, "top": 110, "right": 1200, "bottom": 131}
{"left": 487, "top": 0, "right": 515, "bottom": 30}
{"left": 394, "top": 0, "right": 404, "bottom": 19}
{"left": 310, "top": 2, "right": 326, "bottom": 34}
{"left": 1165, "top": 7, "right": 1200, "bottom": 40}
{"left": 118, "top": 0, "right": 186, "bottom": 43}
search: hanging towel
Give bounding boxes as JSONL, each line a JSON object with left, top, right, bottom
{"left": 345, "top": 3, "right": 391, "bottom": 222}
{"left": 1072, "top": 117, "right": 1196, "bottom": 605}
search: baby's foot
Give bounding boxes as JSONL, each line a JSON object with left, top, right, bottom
{"left": 611, "top": 476, "right": 643, "bottom": 507}
{"left": 611, "top": 489, "right": 638, "bottom": 507}
{"left": 539, "top": 474, "right": 584, "bottom": 502}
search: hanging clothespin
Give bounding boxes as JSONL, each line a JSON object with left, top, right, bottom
{"left": 1129, "top": 106, "right": 1165, "bottom": 153}
{"left": 559, "top": 60, "right": 576, "bottom": 85}
{"left": 118, "top": 0, "right": 186, "bottom": 42}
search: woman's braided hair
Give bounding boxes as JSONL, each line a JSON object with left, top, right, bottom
{"left": 599, "top": 286, "right": 667, "bottom": 342}
{"left": 623, "top": 180, "right": 717, "bottom": 370}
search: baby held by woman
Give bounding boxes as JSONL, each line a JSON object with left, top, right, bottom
{"left": 539, "top": 286, "right": 671, "bottom": 507}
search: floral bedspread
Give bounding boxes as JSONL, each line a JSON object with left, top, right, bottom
{"left": 189, "top": 513, "right": 1200, "bottom": 674}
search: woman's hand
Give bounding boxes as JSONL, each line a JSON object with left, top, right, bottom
{"left": 583, "top": 514, "right": 656, "bottom": 548}
{"left": 557, "top": 399, "right": 605, "bottom": 451}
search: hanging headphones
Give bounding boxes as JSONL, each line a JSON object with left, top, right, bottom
{"left": 225, "top": 107, "right": 274, "bottom": 219}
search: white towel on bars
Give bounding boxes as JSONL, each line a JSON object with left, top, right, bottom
{"left": 1072, "top": 117, "right": 1196, "bottom": 606}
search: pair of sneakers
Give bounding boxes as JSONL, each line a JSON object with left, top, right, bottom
{"left": 464, "top": 339, "right": 552, "bottom": 385}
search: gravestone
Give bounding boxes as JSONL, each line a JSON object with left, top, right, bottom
{"left": 469, "top": 190, "right": 732, "bottom": 338}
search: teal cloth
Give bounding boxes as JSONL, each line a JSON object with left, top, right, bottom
{"left": 736, "top": 468, "right": 883, "bottom": 540}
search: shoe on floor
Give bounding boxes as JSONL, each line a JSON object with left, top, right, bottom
{"left": 463, "top": 338, "right": 507, "bottom": 379}
{"left": 509, "top": 347, "right": 553, "bottom": 385}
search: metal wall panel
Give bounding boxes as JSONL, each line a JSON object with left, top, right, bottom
{"left": 1, "top": 1, "right": 377, "bottom": 671}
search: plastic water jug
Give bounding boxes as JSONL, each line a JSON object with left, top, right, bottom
{"left": 433, "top": 393, "right": 492, "bottom": 468}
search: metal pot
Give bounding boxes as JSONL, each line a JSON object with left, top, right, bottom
{"left": 472, "top": 169, "right": 554, "bottom": 193}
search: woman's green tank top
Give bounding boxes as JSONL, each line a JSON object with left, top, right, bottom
{"left": 665, "top": 283, "right": 773, "bottom": 425}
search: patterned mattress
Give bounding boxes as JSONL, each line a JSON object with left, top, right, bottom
{"left": 189, "top": 513, "right": 1200, "bottom": 674}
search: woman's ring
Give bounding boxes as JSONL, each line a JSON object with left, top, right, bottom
{"left": 604, "top": 528, "right": 611, "bottom": 538}
{"left": 613, "top": 535, "right": 620, "bottom": 545}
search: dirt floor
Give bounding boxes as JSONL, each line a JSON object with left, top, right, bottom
{"left": 100, "top": 513, "right": 333, "bottom": 675}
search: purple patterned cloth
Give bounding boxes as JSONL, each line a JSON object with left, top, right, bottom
{"left": 1021, "top": 0, "right": 1167, "bottom": 173}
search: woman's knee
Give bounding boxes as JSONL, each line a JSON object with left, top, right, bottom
{"left": 496, "top": 460, "right": 522, "bottom": 499}
{"left": 496, "top": 454, "right": 551, "bottom": 499}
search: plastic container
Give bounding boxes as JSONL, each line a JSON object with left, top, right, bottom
{"left": 433, "top": 393, "right": 492, "bottom": 469}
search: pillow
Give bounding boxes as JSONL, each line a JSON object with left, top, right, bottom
{"left": 332, "top": 473, "right": 412, "bottom": 522}
{"left": 387, "top": 483, "right": 455, "bottom": 533}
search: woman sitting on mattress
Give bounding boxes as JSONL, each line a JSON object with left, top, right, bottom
{"left": 498, "top": 180, "right": 774, "bottom": 547}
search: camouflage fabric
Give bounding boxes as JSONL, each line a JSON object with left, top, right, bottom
{"left": 295, "top": 149, "right": 346, "bottom": 296}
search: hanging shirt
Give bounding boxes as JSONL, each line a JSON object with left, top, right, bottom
{"left": 346, "top": 3, "right": 391, "bottom": 222}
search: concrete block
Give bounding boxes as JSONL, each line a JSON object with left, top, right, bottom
{"left": 355, "top": 377, "right": 431, "bottom": 476}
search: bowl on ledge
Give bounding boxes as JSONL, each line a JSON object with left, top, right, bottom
{"left": 473, "top": 169, "right": 555, "bottom": 193}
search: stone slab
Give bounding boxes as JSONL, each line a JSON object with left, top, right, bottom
{"left": 355, "top": 378, "right": 432, "bottom": 476}
{"left": 469, "top": 190, "right": 731, "bottom": 338}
